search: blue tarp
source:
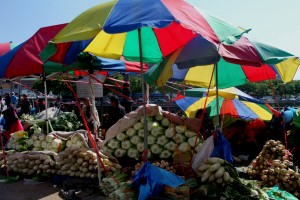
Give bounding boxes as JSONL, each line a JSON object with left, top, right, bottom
{"left": 132, "top": 161, "right": 185, "bottom": 200}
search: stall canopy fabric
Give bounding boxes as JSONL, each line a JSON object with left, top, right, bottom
{"left": 0, "top": 24, "right": 137, "bottom": 79}
{"left": 0, "top": 24, "right": 67, "bottom": 79}
{"left": 50, "top": 0, "right": 252, "bottom": 68}
{"left": 173, "top": 87, "right": 274, "bottom": 121}
{"left": 41, "top": 41, "right": 148, "bottom": 73}
{"left": 183, "top": 87, "right": 256, "bottom": 100}
{"left": 144, "top": 36, "right": 300, "bottom": 88}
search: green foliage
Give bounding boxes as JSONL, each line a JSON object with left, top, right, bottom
{"left": 237, "top": 80, "right": 300, "bottom": 97}
{"left": 32, "top": 79, "right": 75, "bottom": 96}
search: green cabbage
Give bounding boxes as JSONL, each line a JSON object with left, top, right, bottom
{"left": 150, "top": 144, "right": 163, "bottom": 154}
{"left": 184, "top": 129, "right": 196, "bottom": 138}
{"left": 156, "top": 135, "right": 169, "bottom": 146}
{"left": 114, "top": 148, "right": 127, "bottom": 157}
{"left": 151, "top": 126, "right": 164, "bottom": 137}
{"left": 130, "top": 135, "right": 142, "bottom": 145}
{"left": 121, "top": 140, "right": 133, "bottom": 150}
{"left": 116, "top": 132, "right": 128, "bottom": 141}
{"left": 126, "top": 127, "right": 137, "bottom": 136}
{"left": 159, "top": 150, "right": 172, "bottom": 159}
{"left": 133, "top": 122, "right": 143, "bottom": 130}
{"left": 176, "top": 125, "right": 187, "bottom": 134}
{"left": 161, "top": 118, "right": 170, "bottom": 127}
{"left": 173, "top": 133, "right": 186, "bottom": 144}
{"left": 178, "top": 142, "right": 191, "bottom": 152}
{"left": 164, "top": 141, "right": 177, "bottom": 152}
{"left": 165, "top": 127, "right": 175, "bottom": 138}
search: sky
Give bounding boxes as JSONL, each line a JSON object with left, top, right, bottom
{"left": 1, "top": 0, "right": 300, "bottom": 78}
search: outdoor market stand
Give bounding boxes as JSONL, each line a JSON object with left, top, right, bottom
{"left": 1, "top": 104, "right": 300, "bottom": 199}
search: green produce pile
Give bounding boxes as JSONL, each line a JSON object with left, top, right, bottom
{"left": 103, "top": 114, "right": 203, "bottom": 161}
{"left": 22, "top": 111, "right": 82, "bottom": 132}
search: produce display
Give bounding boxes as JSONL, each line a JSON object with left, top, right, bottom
{"left": 0, "top": 147, "right": 120, "bottom": 178}
{"left": 1, "top": 106, "right": 299, "bottom": 200}
{"left": 194, "top": 157, "right": 265, "bottom": 199}
{"left": 5, "top": 130, "right": 29, "bottom": 151}
{"left": 247, "top": 140, "right": 300, "bottom": 197}
{"left": 103, "top": 114, "right": 203, "bottom": 160}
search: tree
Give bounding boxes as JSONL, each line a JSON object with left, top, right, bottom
{"left": 32, "top": 79, "right": 75, "bottom": 97}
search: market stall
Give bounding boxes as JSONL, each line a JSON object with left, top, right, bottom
{"left": 1, "top": 104, "right": 299, "bottom": 199}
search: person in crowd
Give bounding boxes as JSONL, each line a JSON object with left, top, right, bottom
{"left": 34, "top": 98, "right": 39, "bottom": 112}
{"left": 103, "top": 95, "right": 126, "bottom": 132}
{"left": 82, "top": 97, "right": 100, "bottom": 134}
{"left": 11, "top": 92, "right": 18, "bottom": 108}
{"left": 1, "top": 106, "right": 23, "bottom": 144}
{"left": 195, "top": 108, "right": 214, "bottom": 139}
{"left": 4, "top": 93, "right": 11, "bottom": 108}
{"left": 0, "top": 95, "right": 3, "bottom": 113}
{"left": 38, "top": 98, "right": 46, "bottom": 112}
{"left": 18, "top": 94, "right": 31, "bottom": 117}
{"left": 226, "top": 120, "right": 259, "bottom": 162}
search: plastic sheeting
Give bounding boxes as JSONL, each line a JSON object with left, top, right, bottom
{"left": 132, "top": 161, "right": 185, "bottom": 200}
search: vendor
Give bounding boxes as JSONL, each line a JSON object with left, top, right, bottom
{"left": 226, "top": 120, "right": 259, "bottom": 161}
{"left": 194, "top": 108, "right": 214, "bottom": 139}
{"left": 103, "top": 95, "right": 126, "bottom": 134}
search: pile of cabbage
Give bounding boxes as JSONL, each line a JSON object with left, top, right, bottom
{"left": 103, "top": 114, "right": 203, "bottom": 160}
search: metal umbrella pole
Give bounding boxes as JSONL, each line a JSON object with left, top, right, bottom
{"left": 43, "top": 76, "right": 49, "bottom": 134}
{"left": 138, "top": 28, "right": 149, "bottom": 160}
{"left": 215, "top": 62, "right": 220, "bottom": 130}
{"left": 42, "top": 74, "right": 55, "bottom": 134}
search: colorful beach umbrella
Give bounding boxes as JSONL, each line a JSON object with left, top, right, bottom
{"left": 183, "top": 87, "right": 256, "bottom": 100}
{"left": 0, "top": 25, "right": 139, "bottom": 79}
{"left": 41, "top": 41, "right": 148, "bottom": 74}
{"left": 144, "top": 35, "right": 300, "bottom": 89}
{"left": 0, "top": 24, "right": 67, "bottom": 78}
{"left": 50, "top": 0, "right": 253, "bottom": 67}
{"left": 173, "top": 88, "right": 274, "bottom": 121}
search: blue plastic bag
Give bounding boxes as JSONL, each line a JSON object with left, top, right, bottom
{"left": 210, "top": 130, "right": 233, "bottom": 163}
{"left": 132, "top": 161, "right": 185, "bottom": 200}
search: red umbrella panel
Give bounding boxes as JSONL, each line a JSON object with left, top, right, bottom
{"left": 0, "top": 24, "right": 67, "bottom": 79}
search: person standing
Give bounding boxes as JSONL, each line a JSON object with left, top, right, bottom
{"left": 4, "top": 93, "right": 11, "bottom": 108}
{"left": 11, "top": 92, "right": 18, "bottom": 108}
{"left": 19, "top": 94, "right": 31, "bottom": 117}
{"left": 104, "top": 95, "right": 126, "bottom": 130}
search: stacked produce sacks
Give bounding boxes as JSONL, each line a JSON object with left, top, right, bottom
{"left": 247, "top": 140, "right": 300, "bottom": 197}
{"left": 102, "top": 114, "right": 203, "bottom": 160}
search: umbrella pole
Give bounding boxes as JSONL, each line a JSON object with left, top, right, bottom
{"left": 215, "top": 63, "right": 220, "bottom": 130}
{"left": 43, "top": 76, "right": 49, "bottom": 134}
{"left": 138, "top": 28, "right": 148, "bottom": 160}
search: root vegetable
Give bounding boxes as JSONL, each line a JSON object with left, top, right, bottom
{"left": 201, "top": 170, "right": 212, "bottom": 182}
{"left": 209, "top": 163, "right": 221, "bottom": 172}
{"left": 215, "top": 167, "right": 225, "bottom": 179}
{"left": 223, "top": 172, "right": 230, "bottom": 182}
{"left": 198, "top": 164, "right": 211, "bottom": 172}
{"left": 205, "top": 157, "right": 224, "bottom": 164}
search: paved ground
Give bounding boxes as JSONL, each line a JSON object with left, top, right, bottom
{"left": 0, "top": 178, "right": 107, "bottom": 200}
{"left": 0, "top": 179, "right": 61, "bottom": 200}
